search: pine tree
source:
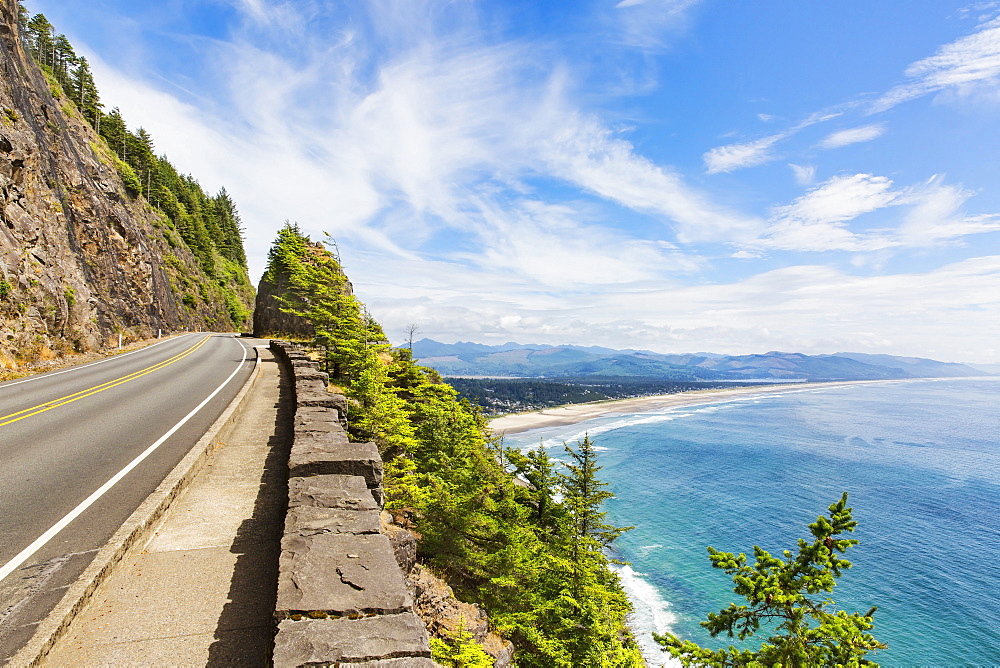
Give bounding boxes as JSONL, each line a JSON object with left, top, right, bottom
{"left": 561, "top": 435, "right": 632, "bottom": 558}
{"left": 70, "top": 57, "right": 102, "bottom": 125}
{"left": 52, "top": 33, "right": 75, "bottom": 83}
{"left": 16, "top": 2, "right": 29, "bottom": 39}
{"left": 213, "top": 188, "right": 247, "bottom": 265}
{"left": 507, "top": 443, "right": 564, "bottom": 536}
{"left": 656, "top": 492, "right": 886, "bottom": 666}
{"left": 25, "top": 14, "right": 54, "bottom": 67}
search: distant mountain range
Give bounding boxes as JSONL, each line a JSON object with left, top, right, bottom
{"left": 410, "top": 339, "right": 989, "bottom": 382}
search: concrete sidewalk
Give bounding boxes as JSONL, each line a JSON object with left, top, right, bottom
{"left": 41, "top": 348, "right": 292, "bottom": 666}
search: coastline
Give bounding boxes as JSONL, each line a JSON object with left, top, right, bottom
{"left": 489, "top": 379, "right": 891, "bottom": 435}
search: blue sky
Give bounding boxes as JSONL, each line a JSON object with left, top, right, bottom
{"left": 27, "top": 0, "right": 1000, "bottom": 362}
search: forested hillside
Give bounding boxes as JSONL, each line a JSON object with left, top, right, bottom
{"left": 257, "top": 223, "right": 645, "bottom": 666}
{"left": 0, "top": 1, "right": 252, "bottom": 371}
{"left": 448, "top": 376, "right": 756, "bottom": 416}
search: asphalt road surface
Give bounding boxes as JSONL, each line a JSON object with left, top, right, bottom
{"left": 0, "top": 333, "right": 259, "bottom": 662}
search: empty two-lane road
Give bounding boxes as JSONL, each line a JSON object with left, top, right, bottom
{"left": 0, "top": 333, "right": 259, "bottom": 661}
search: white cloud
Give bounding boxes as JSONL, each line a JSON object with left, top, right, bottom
{"left": 818, "top": 124, "right": 885, "bottom": 149}
{"left": 776, "top": 174, "right": 898, "bottom": 225}
{"left": 871, "top": 15, "right": 1000, "bottom": 113}
{"left": 761, "top": 174, "right": 899, "bottom": 251}
{"left": 789, "top": 163, "right": 816, "bottom": 186}
{"left": 611, "top": 0, "right": 703, "bottom": 50}
{"left": 703, "top": 110, "right": 842, "bottom": 173}
{"left": 541, "top": 112, "right": 762, "bottom": 243}
{"left": 465, "top": 201, "right": 700, "bottom": 289}
{"left": 896, "top": 175, "right": 1000, "bottom": 244}
{"left": 704, "top": 135, "right": 782, "bottom": 174}
{"left": 369, "top": 256, "right": 1000, "bottom": 363}
{"left": 750, "top": 172, "right": 1000, "bottom": 253}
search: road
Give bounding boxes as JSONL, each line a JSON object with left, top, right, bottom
{"left": 0, "top": 333, "right": 259, "bottom": 662}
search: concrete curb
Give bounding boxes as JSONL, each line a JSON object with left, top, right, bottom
{"left": 10, "top": 341, "right": 264, "bottom": 667}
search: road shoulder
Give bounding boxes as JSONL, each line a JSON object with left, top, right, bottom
{"left": 11, "top": 343, "right": 271, "bottom": 666}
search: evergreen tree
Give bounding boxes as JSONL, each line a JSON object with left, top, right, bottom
{"left": 213, "top": 187, "right": 247, "bottom": 265}
{"left": 554, "top": 436, "right": 638, "bottom": 665}
{"left": 52, "top": 33, "right": 75, "bottom": 83}
{"left": 25, "top": 14, "right": 54, "bottom": 67}
{"left": 70, "top": 56, "right": 102, "bottom": 125}
{"left": 561, "top": 435, "right": 632, "bottom": 558}
{"left": 656, "top": 492, "right": 885, "bottom": 666}
{"left": 16, "top": 2, "right": 29, "bottom": 39}
{"left": 507, "top": 443, "right": 563, "bottom": 536}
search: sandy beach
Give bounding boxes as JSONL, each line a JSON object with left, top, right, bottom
{"left": 489, "top": 380, "right": 887, "bottom": 435}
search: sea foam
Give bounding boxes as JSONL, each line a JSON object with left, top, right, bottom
{"left": 611, "top": 563, "right": 682, "bottom": 667}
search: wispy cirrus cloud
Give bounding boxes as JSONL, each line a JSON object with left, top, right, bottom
{"left": 705, "top": 12, "right": 1000, "bottom": 174}
{"left": 89, "top": 0, "right": 749, "bottom": 282}
{"left": 761, "top": 174, "right": 898, "bottom": 252}
{"left": 611, "top": 0, "right": 703, "bottom": 50}
{"left": 896, "top": 175, "right": 1000, "bottom": 244}
{"left": 871, "top": 14, "right": 1000, "bottom": 113}
{"left": 703, "top": 111, "right": 841, "bottom": 173}
{"left": 817, "top": 124, "right": 885, "bottom": 149}
{"left": 703, "top": 134, "right": 783, "bottom": 174}
{"left": 752, "top": 172, "right": 1000, "bottom": 253}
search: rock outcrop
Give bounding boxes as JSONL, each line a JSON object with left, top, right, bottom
{"left": 252, "top": 273, "right": 314, "bottom": 340}
{"left": 253, "top": 237, "right": 352, "bottom": 339}
{"left": 0, "top": 0, "right": 251, "bottom": 367}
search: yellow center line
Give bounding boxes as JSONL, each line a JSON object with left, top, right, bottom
{"left": 0, "top": 335, "right": 213, "bottom": 428}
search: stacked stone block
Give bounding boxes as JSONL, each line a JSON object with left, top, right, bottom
{"left": 270, "top": 341, "right": 434, "bottom": 667}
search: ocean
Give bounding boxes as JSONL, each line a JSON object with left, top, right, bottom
{"left": 501, "top": 377, "right": 1000, "bottom": 666}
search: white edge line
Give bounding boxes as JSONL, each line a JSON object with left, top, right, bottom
{"left": 0, "top": 333, "right": 199, "bottom": 390}
{"left": 0, "top": 339, "right": 249, "bottom": 583}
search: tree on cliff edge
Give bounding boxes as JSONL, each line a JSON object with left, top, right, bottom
{"left": 655, "top": 492, "right": 885, "bottom": 666}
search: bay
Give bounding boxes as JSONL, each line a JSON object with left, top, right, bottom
{"left": 502, "top": 378, "right": 1000, "bottom": 666}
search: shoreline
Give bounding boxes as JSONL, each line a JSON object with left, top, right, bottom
{"left": 489, "top": 379, "right": 896, "bottom": 435}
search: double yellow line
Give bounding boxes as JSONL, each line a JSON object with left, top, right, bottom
{"left": 0, "top": 335, "right": 212, "bottom": 428}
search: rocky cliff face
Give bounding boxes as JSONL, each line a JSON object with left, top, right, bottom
{"left": 253, "top": 274, "right": 315, "bottom": 340}
{"left": 0, "top": 0, "right": 250, "bottom": 368}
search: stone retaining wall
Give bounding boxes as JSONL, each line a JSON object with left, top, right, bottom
{"left": 270, "top": 341, "right": 434, "bottom": 667}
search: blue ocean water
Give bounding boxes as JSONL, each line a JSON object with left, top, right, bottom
{"left": 502, "top": 378, "right": 1000, "bottom": 666}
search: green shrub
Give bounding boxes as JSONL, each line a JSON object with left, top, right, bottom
{"left": 430, "top": 626, "right": 493, "bottom": 667}
{"left": 111, "top": 154, "right": 142, "bottom": 195}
